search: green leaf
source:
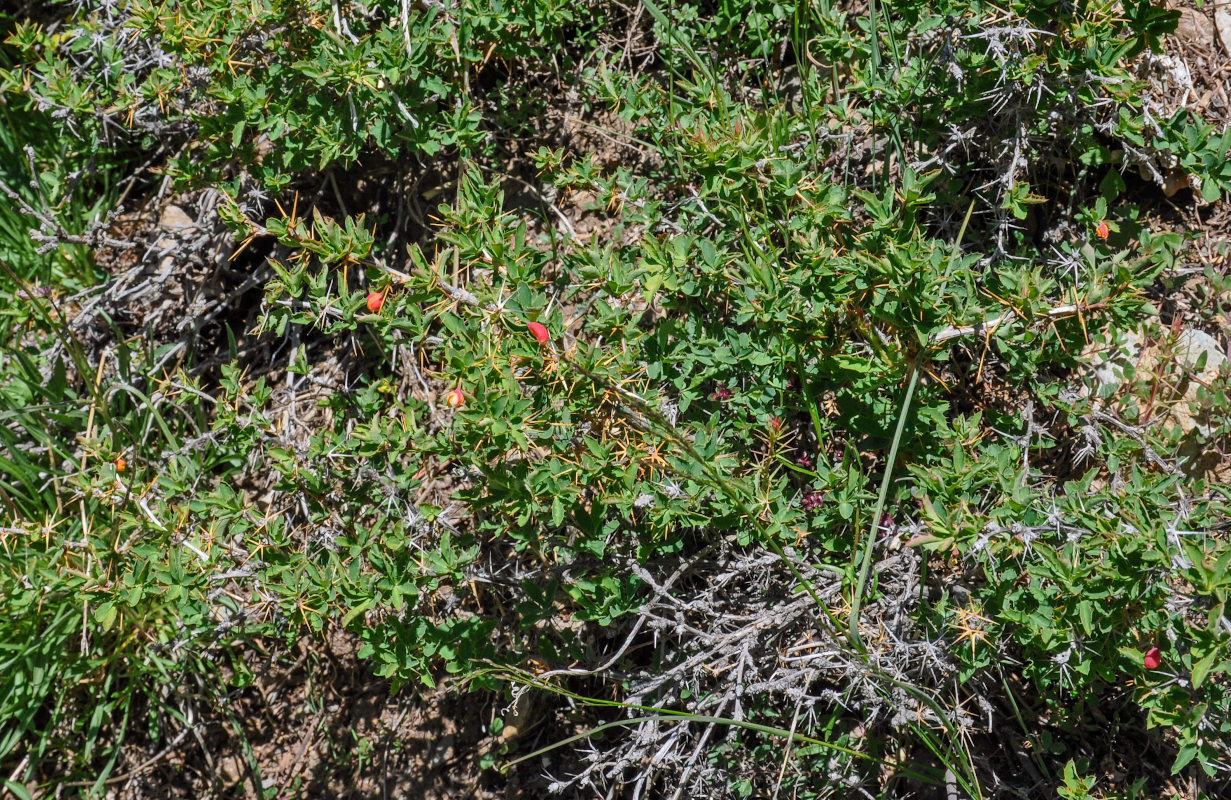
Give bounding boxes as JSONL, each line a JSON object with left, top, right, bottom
{"left": 342, "top": 599, "right": 375, "bottom": 628}
{"left": 94, "top": 601, "right": 117, "bottom": 632}
{"left": 1201, "top": 178, "right": 1221, "bottom": 204}
{"left": 1172, "top": 741, "right": 1199, "bottom": 773}
{"left": 3, "top": 781, "right": 33, "bottom": 800}
{"left": 1191, "top": 646, "right": 1222, "bottom": 689}
{"left": 1099, "top": 169, "right": 1126, "bottom": 200}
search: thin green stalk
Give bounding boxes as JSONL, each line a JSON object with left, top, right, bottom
{"left": 492, "top": 668, "right": 886, "bottom": 772}
{"left": 793, "top": 354, "right": 834, "bottom": 473}
{"left": 847, "top": 356, "right": 919, "bottom": 655}
{"left": 503, "top": 714, "right": 866, "bottom": 772}
{"left": 641, "top": 0, "right": 724, "bottom": 100}
{"left": 866, "top": 0, "right": 882, "bottom": 79}
{"left": 487, "top": 664, "right": 970, "bottom": 791}
{"left": 996, "top": 661, "right": 1053, "bottom": 781}
{"left": 849, "top": 199, "right": 975, "bottom": 656}
{"left": 89, "top": 693, "right": 132, "bottom": 797}
{"left": 224, "top": 707, "right": 266, "bottom": 800}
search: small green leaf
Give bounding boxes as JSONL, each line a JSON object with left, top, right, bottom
{"left": 94, "top": 601, "right": 117, "bottom": 632}
{"left": 3, "top": 780, "right": 33, "bottom": 800}
{"left": 1172, "top": 741, "right": 1199, "bottom": 774}
{"left": 1191, "top": 647, "right": 1222, "bottom": 689}
{"left": 1201, "top": 178, "right": 1222, "bottom": 204}
{"left": 342, "top": 599, "right": 375, "bottom": 628}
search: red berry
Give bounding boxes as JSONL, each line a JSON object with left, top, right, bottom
{"left": 1095, "top": 221, "right": 1110, "bottom": 240}
{"left": 1143, "top": 647, "right": 1162, "bottom": 670}
{"left": 445, "top": 388, "right": 465, "bottom": 408}
{"left": 527, "top": 321, "right": 550, "bottom": 344}
{"left": 366, "top": 291, "right": 384, "bottom": 313}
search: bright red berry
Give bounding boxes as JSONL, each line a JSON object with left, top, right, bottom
{"left": 1143, "top": 646, "right": 1162, "bottom": 670}
{"left": 527, "top": 321, "right": 550, "bottom": 344}
{"left": 445, "top": 388, "right": 465, "bottom": 408}
{"left": 1095, "top": 221, "right": 1110, "bottom": 240}
{"left": 366, "top": 291, "right": 384, "bottom": 313}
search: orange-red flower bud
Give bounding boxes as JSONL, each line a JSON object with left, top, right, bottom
{"left": 527, "top": 321, "right": 549, "bottom": 344}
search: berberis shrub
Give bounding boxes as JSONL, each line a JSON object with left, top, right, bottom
{"left": 2, "top": 0, "right": 1230, "bottom": 796}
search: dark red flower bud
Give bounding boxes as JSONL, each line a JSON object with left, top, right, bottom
{"left": 802, "top": 490, "right": 825, "bottom": 511}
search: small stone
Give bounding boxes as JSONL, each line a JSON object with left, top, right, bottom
{"left": 1174, "top": 328, "right": 1225, "bottom": 377}
{"left": 159, "top": 204, "right": 195, "bottom": 230}
{"left": 1216, "top": 9, "right": 1231, "bottom": 57}
{"left": 1086, "top": 326, "right": 1226, "bottom": 440}
{"left": 1159, "top": 329, "right": 1226, "bottom": 438}
{"left": 1175, "top": 8, "right": 1214, "bottom": 45}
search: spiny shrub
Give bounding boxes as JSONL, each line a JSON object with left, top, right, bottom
{"left": 3, "top": 0, "right": 1230, "bottom": 796}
